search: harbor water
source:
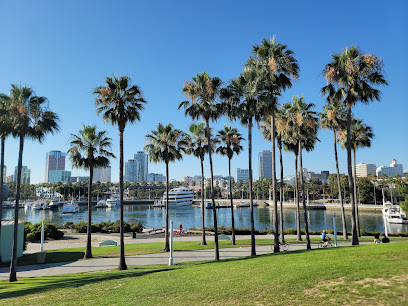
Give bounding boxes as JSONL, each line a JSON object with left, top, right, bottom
{"left": 2, "top": 204, "right": 407, "bottom": 234}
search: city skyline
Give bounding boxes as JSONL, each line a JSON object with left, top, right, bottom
{"left": 0, "top": 1, "right": 407, "bottom": 184}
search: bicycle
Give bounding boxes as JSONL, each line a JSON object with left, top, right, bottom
{"left": 271, "top": 242, "right": 289, "bottom": 252}
{"left": 318, "top": 239, "right": 333, "bottom": 248}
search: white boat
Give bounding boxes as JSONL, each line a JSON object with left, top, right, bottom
{"left": 49, "top": 201, "right": 60, "bottom": 209}
{"left": 62, "top": 200, "right": 79, "bottom": 214}
{"left": 32, "top": 203, "right": 42, "bottom": 210}
{"left": 157, "top": 187, "right": 194, "bottom": 206}
{"left": 96, "top": 200, "right": 108, "bottom": 208}
{"left": 382, "top": 201, "right": 408, "bottom": 224}
{"left": 106, "top": 198, "right": 119, "bottom": 208}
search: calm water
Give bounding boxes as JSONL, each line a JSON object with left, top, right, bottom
{"left": 2, "top": 205, "right": 407, "bottom": 234}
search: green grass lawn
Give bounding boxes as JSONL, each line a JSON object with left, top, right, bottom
{"left": 3, "top": 236, "right": 407, "bottom": 267}
{"left": 1, "top": 242, "right": 407, "bottom": 305}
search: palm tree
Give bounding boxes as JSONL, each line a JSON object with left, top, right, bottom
{"left": 216, "top": 125, "right": 244, "bottom": 245}
{"left": 68, "top": 125, "right": 114, "bottom": 258}
{"left": 221, "top": 68, "right": 268, "bottom": 256}
{"left": 8, "top": 85, "right": 59, "bottom": 282}
{"left": 0, "top": 93, "right": 11, "bottom": 264}
{"left": 320, "top": 95, "right": 348, "bottom": 239}
{"left": 322, "top": 46, "right": 387, "bottom": 245}
{"left": 179, "top": 71, "right": 223, "bottom": 260}
{"left": 186, "top": 122, "right": 209, "bottom": 245}
{"left": 94, "top": 75, "right": 146, "bottom": 270}
{"left": 145, "top": 123, "right": 188, "bottom": 251}
{"left": 247, "top": 37, "right": 299, "bottom": 252}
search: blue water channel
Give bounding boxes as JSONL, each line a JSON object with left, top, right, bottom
{"left": 2, "top": 204, "right": 408, "bottom": 234}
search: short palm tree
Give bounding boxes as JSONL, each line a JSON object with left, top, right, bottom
{"left": 322, "top": 46, "right": 387, "bottom": 245}
{"left": 247, "top": 37, "right": 299, "bottom": 252}
{"left": 8, "top": 85, "right": 59, "bottom": 282}
{"left": 320, "top": 94, "right": 348, "bottom": 239}
{"left": 145, "top": 123, "right": 188, "bottom": 251}
{"left": 94, "top": 75, "right": 146, "bottom": 270}
{"left": 222, "top": 68, "right": 267, "bottom": 256}
{"left": 68, "top": 125, "right": 114, "bottom": 258}
{"left": 216, "top": 125, "right": 244, "bottom": 245}
{"left": 0, "top": 93, "right": 11, "bottom": 264}
{"left": 179, "top": 71, "right": 223, "bottom": 260}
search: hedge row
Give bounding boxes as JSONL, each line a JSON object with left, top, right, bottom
{"left": 63, "top": 218, "right": 143, "bottom": 234}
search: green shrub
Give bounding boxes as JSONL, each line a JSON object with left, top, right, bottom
{"left": 26, "top": 232, "right": 36, "bottom": 243}
{"left": 74, "top": 221, "right": 88, "bottom": 233}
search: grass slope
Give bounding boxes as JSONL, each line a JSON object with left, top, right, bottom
{"left": 1, "top": 242, "right": 407, "bottom": 305}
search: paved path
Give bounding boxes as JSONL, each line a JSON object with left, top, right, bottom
{"left": 0, "top": 239, "right": 370, "bottom": 279}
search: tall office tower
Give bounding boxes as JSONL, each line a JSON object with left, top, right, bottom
{"left": 45, "top": 151, "right": 66, "bottom": 182}
{"left": 14, "top": 166, "right": 31, "bottom": 184}
{"left": 135, "top": 151, "right": 148, "bottom": 182}
{"left": 125, "top": 159, "right": 140, "bottom": 182}
{"left": 353, "top": 163, "right": 377, "bottom": 177}
{"left": 258, "top": 150, "right": 272, "bottom": 179}
{"left": 237, "top": 168, "right": 249, "bottom": 183}
{"left": 93, "top": 166, "right": 112, "bottom": 183}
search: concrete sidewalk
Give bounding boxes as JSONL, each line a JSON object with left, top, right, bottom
{"left": 0, "top": 240, "right": 368, "bottom": 279}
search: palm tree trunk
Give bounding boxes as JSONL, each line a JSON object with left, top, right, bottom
{"left": 298, "top": 142, "right": 311, "bottom": 249}
{"left": 200, "top": 158, "right": 206, "bottom": 245}
{"left": 353, "top": 149, "right": 360, "bottom": 237}
{"left": 206, "top": 120, "right": 219, "bottom": 260}
{"left": 248, "top": 119, "right": 256, "bottom": 256}
{"left": 278, "top": 139, "right": 285, "bottom": 243}
{"left": 229, "top": 157, "right": 236, "bottom": 245}
{"left": 270, "top": 114, "right": 279, "bottom": 252}
{"left": 118, "top": 129, "right": 127, "bottom": 270}
{"left": 164, "top": 162, "right": 170, "bottom": 251}
{"left": 9, "top": 134, "right": 24, "bottom": 282}
{"left": 84, "top": 167, "right": 93, "bottom": 259}
{"left": 0, "top": 136, "right": 5, "bottom": 264}
{"left": 346, "top": 105, "right": 359, "bottom": 245}
{"left": 333, "top": 129, "right": 347, "bottom": 239}
{"left": 294, "top": 150, "right": 301, "bottom": 241}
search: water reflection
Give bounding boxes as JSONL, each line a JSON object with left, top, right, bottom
{"left": 2, "top": 205, "right": 407, "bottom": 233}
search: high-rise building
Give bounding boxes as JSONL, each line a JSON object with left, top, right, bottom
{"left": 5, "top": 175, "right": 14, "bottom": 183}
{"left": 352, "top": 163, "right": 377, "bottom": 177}
{"left": 125, "top": 159, "right": 140, "bottom": 182}
{"left": 135, "top": 151, "right": 148, "bottom": 182}
{"left": 259, "top": 150, "right": 272, "bottom": 179}
{"left": 147, "top": 173, "right": 166, "bottom": 182}
{"left": 376, "top": 159, "right": 404, "bottom": 178}
{"left": 70, "top": 176, "right": 89, "bottom": 183}
{"left": 93, "top": 166, "right": 111, "bottom": 183}
{"left": 45, "top": 151, "right": 66, "bottom": 182}
{"left": 49, "top": 170, "right": 71, "bottom": 182}
{"left": 237, "top": 168, "right": 249, "bottom": 183}
{"left": 14, "top": 166, "right": 31, "bottom": 184}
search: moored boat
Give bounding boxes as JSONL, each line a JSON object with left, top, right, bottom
{"left": 62, "top": 200, "right": 79, "bottom": 214}
{"left": 382, "top": 201, "right": 408, "bottom": 224}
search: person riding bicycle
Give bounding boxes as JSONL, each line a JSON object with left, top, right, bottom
{"left": 321, "top": 230, "right": 330, "bottom": 247}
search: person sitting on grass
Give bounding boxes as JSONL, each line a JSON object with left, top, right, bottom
{"left": 374, "top": 234, "right": 381, "bottom": 244}
{"left": 321, "top": 230, "right": 330, "bottom": 247}
{"left": 381, "top": 233, "right": 390, "bottom": 243}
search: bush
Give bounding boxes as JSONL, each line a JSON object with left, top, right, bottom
{"left": 74, "top": 221, "right": 88, "bottom": 233}
{"left": 26, "top": 232, "right": 36, "bottom": 243}
{"left": 24, "top": 221, "right": 64, "bottom": 242}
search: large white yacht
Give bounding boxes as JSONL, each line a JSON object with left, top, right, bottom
{"left": 155, "top": 187, "right": 194, "bottom": 206}
{"left": 382, "top": 201, "right": 408, "bottom": 224}
{"left": 62, "top": 200, "right": 79, "bottom": 214}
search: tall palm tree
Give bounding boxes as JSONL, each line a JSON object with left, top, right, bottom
{"left": 186, "top": 122, "right": 210, "bottom": 245}
{"left": 94, "top": 75, "right": 146, "bottom": 270}
{"left": 247, "top": 37, "right": 299, "bottom": 252}
{"left": 68, "top": 125, "right": 114, "bottom": 258}
{"left": 8, "top": 85, "right": 59, "bottom": 282}
{"left": 145, "top": 123, "right": 188, "bottom": 251}
{"left": 216, "top": 125, "right": 244, "bottom": 245}
{"left": 221, "top": 68, "right": 268, "bottom": 256}
{"left": 179, "top": 71, "right": 223, "bottom": 260}
{"left": 322, "top": 46, "right": 387, "bottom": 245}
{"left": 319, "top": 95, "right": 348, "bottom": 239}
{"left": 0, "top": 93, "right": 11, "bottom": 264}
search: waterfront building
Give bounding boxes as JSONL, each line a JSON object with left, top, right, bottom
{"left": 14, "top": 166, "right": 31, "bottom": 184}
{"left": 258, "top": 150, "right": 272, "bottom": 179}
{"left": 49, "top": 170, "right": 71, "bottom": 183}
{"left": 147, "top": 173, "right": 166, "bottom": 182}
{"left": 135, "top": 151, "right": 148, "bottom": 182}
{"left": 237, "top": 168, "right": 249, "bottom": 183}
{"left": 36, "top": 187, "right": 62, "bottom": 199}
{"left": 352, "top": 163, "right": 377, "bottom": 177}
{"left": 45, "top": 151, "right": 66, "bottom": 182}
{"left": 70, "top": 176, "right": 89, "bottom": 183}
{"left": 376, "top": 159, "right": 404, "bottom": 178}
{"left": 125, "top": 159, "right": 140, "bottom": 182}
{"left": 93, "top": 166, "right": 111, "bottom": 183}
{"left": 303, "top": 169, "right": 329, "bottom": 183}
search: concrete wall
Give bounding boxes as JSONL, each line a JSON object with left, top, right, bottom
{"left": 0, "top": 220, "right": 24, "bottom": 262}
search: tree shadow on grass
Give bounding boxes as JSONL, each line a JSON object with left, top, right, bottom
{"left": 0, "top": 266, "right": 175, "bottom": 300}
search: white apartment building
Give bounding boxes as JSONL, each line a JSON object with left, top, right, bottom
{"left": 376, "top": 159, "right": 404, "bottom": 178}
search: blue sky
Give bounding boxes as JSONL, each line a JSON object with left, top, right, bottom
{"left": 0, "top": 0, "right": 407, "bottom": 184}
